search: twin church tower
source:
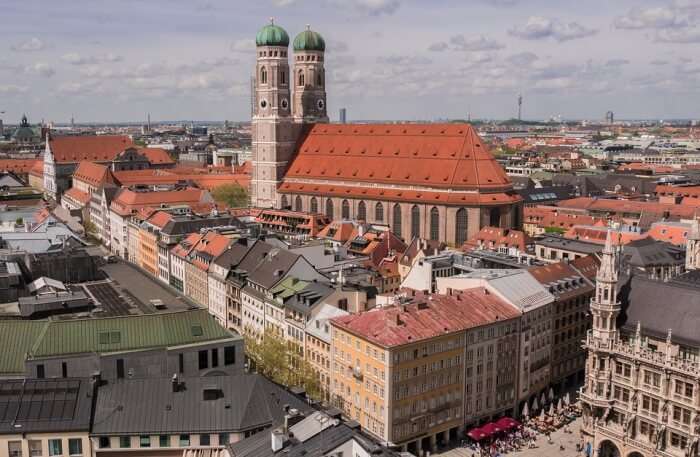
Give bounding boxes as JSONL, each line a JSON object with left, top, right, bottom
{"left": 251, "top": 20, "right": 328, "bottom": 208}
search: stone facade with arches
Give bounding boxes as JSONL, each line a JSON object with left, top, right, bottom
{"left": 251, "top": 21, "right": 522, "bottom": 244}
{"left": 580, "top": 226, "right": 700, "bottom": 457}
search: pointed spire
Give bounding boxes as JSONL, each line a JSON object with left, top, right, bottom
{"left": 690, "top": 218, "right": 700, "bottom": 241}
{"left": 603, "top": 229, "right": 615, "bottom": 254}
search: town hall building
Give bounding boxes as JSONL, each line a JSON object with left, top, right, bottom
{"left": 250, "top": 21, "right": 523, "bottom": 246}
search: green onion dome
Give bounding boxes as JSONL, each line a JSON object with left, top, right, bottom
{"left": 293, "top": 26, "right": 325, "bottom": 52}
{"left": 256, "top": 20, "right": 290, "bottom": 47}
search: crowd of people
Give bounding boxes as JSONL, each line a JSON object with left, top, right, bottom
{"left": 461, "top": 402, "right": 582, "bottom": 457}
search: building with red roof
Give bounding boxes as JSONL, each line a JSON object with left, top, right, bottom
{"left": 463, "top": 226, "right": 530, "bottom": 255}
{"left": 249, "top": 26, "right": 521, "bottom": 247}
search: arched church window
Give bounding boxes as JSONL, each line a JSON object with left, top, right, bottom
{"left": 357, "top": 201, "right": 367, "bottom": 221}
{"left": 490, "top": 207, "right": 501, "bottom": 227}
{"left": 260, "top": 67, "right": 267, "bottom": 85}
{"left": 298, "top": 70, "right": 305, "bottom": 87}
{"left": 430, "top": 207, "right": 440, "bottom": 241}
{"left": 281, "top": 70, "right": 286, "bottom": 85}
{"left": 456, "top": 208, "right": 468, "bottom": 245}
{"left": 316, "top": 71, "right": 322, "bottom": 87}
{"left": 325, "top": 199, "right": 334, "bottom": 219}
{"left": 411, "top": 205, "right": 420, "bottom": 240}
{"left": 281, "top": 194, "right": 289, "bottom": 209}
{"left": 295, "top": 196, "right": 302, "bottom": 212}
{"left": 392, "top": 204, "right": 402, "bottom": 238}
{"left": 342, "top": 200, "right": 350, "bottom": 219}
{"left": 375, "top": 202, "right": 384, "bottom": 222}
{"left": 310, "top": 197, "right": 318, "bottom": 214}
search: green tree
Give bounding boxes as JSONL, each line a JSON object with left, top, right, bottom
{"left": 211, "top": 183, "right": 249, "bottom": 208}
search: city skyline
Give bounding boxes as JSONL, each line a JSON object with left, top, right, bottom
{"left": 1, "top": 0, "right": 699, "bottom": 123}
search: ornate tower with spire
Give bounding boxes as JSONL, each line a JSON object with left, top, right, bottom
{"left": 251, "top": 19, "right": 296, "bottom": 209}
{"left": 590, "top": 230, "right": 621, "bottom": 342}
{"left": 686, "top": 218, "right": 700, "bottom": 271}
{"left": 292, "top": 26, "right": 328, "bottom": 124}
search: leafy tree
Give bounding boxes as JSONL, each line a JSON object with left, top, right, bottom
{"left": 15, "top": 217, "right": 23, "bottom": 225}
{"left": 211, "top": 183, "right": 249, "bottom": 208}
{"left": 544, "top": 226, "right": 566, "bottom": 234}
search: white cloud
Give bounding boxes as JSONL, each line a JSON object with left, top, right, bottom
{"left": 0, "top": 85, "right": 28, "bottom": 94}
{"left": 61, "top": 53, "right": 123, "bottom": 65}
{"left": 655, "top": 27, "right": 700, "bottom": 42}
{"left": 230, "top": 39, "right": 255, "bottom": 53}
{"left": 449, "top": 34, "right": 504, "bottom": 51}
{"left": 10, "top": 37, "right": 45, "bottom": 52}
{"left": 428, "top": 42, "right": 448, "bottom": 52}
{"left": 509, "top": 16, "right": 597, "bottom": 42}
{"left": 25, "top": 62, "right": 55, "bottom": 78}
{"left": 614, "top": 7, "right": 686, "bottom": 29}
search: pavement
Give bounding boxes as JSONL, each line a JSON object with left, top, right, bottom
{"left": 434, "top": 417, "right": 583, "bottom": 457}
{"left": 99, "top": 260, "right": 197, "bottom": 313}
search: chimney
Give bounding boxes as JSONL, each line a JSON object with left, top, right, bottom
{"left": 271, "top": 428, "right": 285, "bottom": 452}
{"left": 171, "top": 373, "right": 179, "bottom": 392}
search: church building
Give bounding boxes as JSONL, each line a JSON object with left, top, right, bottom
{"left": 250, "top": 21, "right": 522, "bottom": 246}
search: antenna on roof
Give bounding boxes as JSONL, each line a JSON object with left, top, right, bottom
{"left": 269, "top": 17, "right": 275, "bottom": 25}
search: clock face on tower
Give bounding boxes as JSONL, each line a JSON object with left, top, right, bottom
{"left": 281, "top": 98, "right": 289, "bottom": 109}
{"left": 260, "top": 99, "right": 268, "bottom": 109}
{"left": 317, "top": 99, "right": 325, "bottom": 110}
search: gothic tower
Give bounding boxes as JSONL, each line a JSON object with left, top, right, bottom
{"left": 590, "top": 230, "right": 621, "bottom": 342}
{"left": 251, "top": 19, "right": 297, "bottom": 209}
{"left": 292, "top": 26, "right": 328, "bottom": 124}
{"left": 686, "top": 218, "right": 700, "bottom": 270}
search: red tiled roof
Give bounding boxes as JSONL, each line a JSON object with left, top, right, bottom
{"left": 145, "top": 210, "right": 174, "bottom": 229}
{"left": 63, "top": 187, "right": 91, "bottom": 205}
{"left": 524, "top": 206, "right": 603, "bottom": 229}
{"left": 110, "top": 188, "right": 207, "bottom": 216}
{"left": 72, "top": 161, "right": 115, "bottom": 187}
{"left": 171, "top": 233, "right": 202, "bottom": 258}
{"left": 138, "top": 147, "right": 175, "bottom": 165}
{"left": 29, "top": 160, "right": 44, "bottom": 177}
{"left": 283, "top": 123, "right": 517, "bottom": 196}
{"left": 49, "top": 135, "right": 134, "bottom": 163}
{"left": 647, "top": 221, "right": 693, "bottom": 246}
{"left": 317, "top": 221, "right": 358, "bottom": 242}
{"left": 563, "top": 225, "right": 645, "bottom": 245}
{"left": 0, "top": 159, "right": 40, "bottom": 175}
{"left": 332, "top": 288, "right": 520, "bottom": 348}
{"left": 463, "top": 226, "right": 529, "bottom": 252}
{"left": 112, "top": 168, "right": 249, "bottom": 190}
{"left": 557, "top": 197, "right": 698, "bottom": 218}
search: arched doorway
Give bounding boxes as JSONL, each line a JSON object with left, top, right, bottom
{"left": 627, "top": 452, "right": 645, "bottom": 457}
{"left": 598, "top": 440, "right": 621, "bottom": 457}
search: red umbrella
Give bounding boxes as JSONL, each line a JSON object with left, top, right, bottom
{"left": 495, "top": 417, "right": 520, "bottom": 430}
{"left": 480, "top": 422, "right": 501, "bottom": 437}
{"left": 467, "top": 427, "right": 487, "bottom": 441}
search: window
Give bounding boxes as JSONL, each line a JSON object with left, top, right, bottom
{"left": 342, "top": 200, "right": 350, "bottom": 219}
{"left": 430, "top": 207, "right": 440, "bottom": 240}
{"left": 325, "top": 199, "right": 334, "bottom": 219}
{"left": 62, "top": 362, "right": 68, "bottom": 378}
{"left": 455, "top": 208, "right": 468, "bottom": 245}
{"left": 338, "top": 298, "right": 348, "bottom": 311}
{"left": 178, "top": 353, "right": 184, "bottom": 373}
{"left": 200, "top": 434, "right": 210, "bottom": 446}
{"left": 298, "top": 70, "right": 305, "bottom": 86}
{"left": 294, "top": 196, "right": 302, "bottom": 212}
{"left": 218, "top": 433, "right": 230, "bottom": 446}
{"left": 489, "top": 207, "right": 500, "bottom": 227}
{"left": 99, "top": 437, "right": 110, "bottom": 449}
{"left": 671, "top": 433, "right": 688, "bottom": 449}
{"left": 116, "top": 359, "right": 125, "bottom": 378}
{"left": 211, "top": 349, "right": 219, "bottom": 368}
{"left": 310, "top": 197, "right": 318, "bottom": 214}
{"left": 36, "top": 364, "right": 45, "bottom": 379}
{"left": 357, "top": 201, "right": 366, "bottom": 221}
{"left": 643, "top": 370, "right": 661, "bottom": 387}
{"left": 179, "top": 435, "right": 191, "bottom": 447}
{"left": 260, "top": 67, "right": 268, "bottom": 84}
{"left": 280, "top": 70, "right": 286, "bottom": 85}
{"left": 317, "top": 71, "right": 323, "bottom": 86}
{"left": 281, "top": 195, "right": 289, "bottom": 209}
{"left": 392, "top": 204, "right": 402, "bottom": 238}
{"left": 411, "top": 205, "right": 420, "bottom": 239}
{"left": 159, "top": 435, "right": 170, "bottom": 447}
{"left": 224, "top": 346, "right": 236, "bottom": 365}
{"left": 28, "top": 440, "right": 42, "bottom": 456}
{"left": 119, "top": 437, "right": 131, "bottom": 448}
{"left": 9, "top": 441, "right": 22, "bottom": 457}
{"left": 68, "top": 438, "right": 83, "bottom": 456}
{"left": 198, "top": 350, "right": 208, "bottom": 370}
{"left": 673, "top": 406, "right": 692, "bottom": 424}
{"left": 48, "top": 439, "right": 64, "bottom": 456}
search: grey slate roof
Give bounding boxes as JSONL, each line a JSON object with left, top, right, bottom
{"left": 619, "top": 273, "right": 700, "bottom": 347}
{"left": 0, "top": 378, "right": 92, "bottom": 433}
{"left": 284, "top": 282, "right": 334, "bottom": 316}
{"left": 239, "top": 242, "right": 302, "bottom": 290}
{"left": 621, "top": 238, "right": 684, "bottom": 268}
{"left": 161, "top": 215, "right": 243, "bottom": 236}
{"left": 91, "top": 374, "right": 312, "bottom": 436}
{"left": 212, "top": 239, "right": 256, "bottom": 269}
{"left": 535, "top": 235, "right": 603, "bottom": 255}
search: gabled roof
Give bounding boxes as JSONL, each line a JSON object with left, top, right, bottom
{"left": 240, "top": 242, "right": 303, "bottom": 289}
{"left": 0, "top": 159, "right": 40, "bottom": 175}
{"left": 110, "top": 188, "right": 208, "bottom": 216}
{"left": 464, "top": 226, "right": 529, "bottom": 252}
{"left": 144, "top": 210, "right": 174, "bottom": 229}
{"left": 49, "top": 135, "right": 134, "bottom": 163}
{"left": 72, "top": 161, "right": 115, "bottom": 187}
{"left": 137, "top": 147, "right": 174, "bottom": 165}
{"left": 62, "top": 187, "right": 91, "bottom": 205}
{"left": 284, "top": 123, "right": 513, "bottom": 193}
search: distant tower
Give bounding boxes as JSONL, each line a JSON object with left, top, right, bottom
{"left": 605, "top": 111, "right": 614, "bottom": 125}
{"left": 147, "top": 113, "right": 151, "bottom": 132}
{"left": 686, "top": 219, "right": 700, "bottom": 271}
{"left": 251, "top": 18, "right": 295, "bottom": 209}
{"left": 517, "top": 94, "right": 523, "bottom": 121}
{"left": 292, "top": 25, "right": 328, "bottom": 124}
{"left": 339, "top": 108, "right": 347, "bottom": 124}
{"left": 70, "top": 115, "right": 74, "bottom": 129}
{"left": 590, "top": 230, "right": 621, "bottom": 342}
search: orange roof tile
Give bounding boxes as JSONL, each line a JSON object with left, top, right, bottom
{"left": 0, "top": 159, "right": 40, "bottom": 175}
{"left": 283, "top": 123, "right": 516, "bottom": 195}
{"left": 557, "top": 197, "right": 699, "bottom": 218}
{"left": 145, "top": 210, "right": 174, "bottom": 229}
{"left": 138, "top": 147, "right": 174, "bottom": 165}
{"left": 72, "top": 161, "right": 115, "bottom": 187}
{"left": 110, "top": 188, "right": 207, "bottom": 216}
{"left": 29, "top": 160, "right": 44, "bottom": 177}
{"left": 63, "top": 187, "right": 91, "bottom": 205}
{"left": 49, "top": 135, "right": 134, "bottom": 163}
{"left": 464, "top": 226, "right": 529, "bottom": 252}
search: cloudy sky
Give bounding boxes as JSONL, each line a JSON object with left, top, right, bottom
{"left": 1, "top": 0, "right": 699, "bottom": 124}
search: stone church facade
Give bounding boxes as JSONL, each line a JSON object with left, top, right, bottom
{"left": 250, "top": 21, "right": 522, "bottom": 246}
